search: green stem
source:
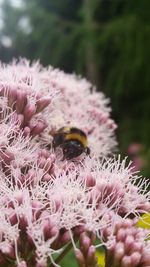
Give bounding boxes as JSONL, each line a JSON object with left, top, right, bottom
{"left": 49, "top": 242, "right": 74, "bottom": 267}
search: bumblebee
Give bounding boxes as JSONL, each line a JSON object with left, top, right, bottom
{"left": 52, "top": 127, "right": 90, "bottom": 160}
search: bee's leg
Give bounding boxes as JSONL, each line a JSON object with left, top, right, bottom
{"left": 85, "top": 147, "right": 90, "bottom": 155}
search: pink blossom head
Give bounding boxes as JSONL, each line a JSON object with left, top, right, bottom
{"left": 105, "top": 218, "right": 150, "bottom": 267}
{"left": 128, "top": 143, "right": 143, "bottom": 155}
{"left": 0, "top": 59, "right": 117, "bottom": 157}
{"left": 0, "top": 59, "right": 149, "bottom": 267}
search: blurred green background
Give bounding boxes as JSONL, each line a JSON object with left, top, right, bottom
{"left": 0, "top": 0, "right": 150, "bottom": 176}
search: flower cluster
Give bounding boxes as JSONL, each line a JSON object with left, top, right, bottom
{"left": 103, "top": 218, "right": 150, "bottom": 267}
{"left": 0, "top": 59, "right": 149, "bottom": 267}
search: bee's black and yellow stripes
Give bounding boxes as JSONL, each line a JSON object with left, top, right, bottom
{"left": 53, "top": 126, "right": 89, "bottom": 160}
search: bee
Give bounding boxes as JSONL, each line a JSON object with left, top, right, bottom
{"left": 52, "top": 127, "right": 90, "bottom": 160}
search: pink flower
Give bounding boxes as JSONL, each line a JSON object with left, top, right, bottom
{"left": 128, "top": 143, "right": 143, "bottom": 155}
{"left": 104, "top": 218, "right": 150, "bottom": 267}
{"left": 0, "top": 59, "right": 149, "bottom": 267}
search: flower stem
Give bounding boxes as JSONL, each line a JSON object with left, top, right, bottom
{"left": 49, "top": 242, "right": 75, "bottom": 267}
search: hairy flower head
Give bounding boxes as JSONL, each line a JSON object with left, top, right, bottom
{"left": 0, "top": 59, "right": 149, "bottom": 267}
